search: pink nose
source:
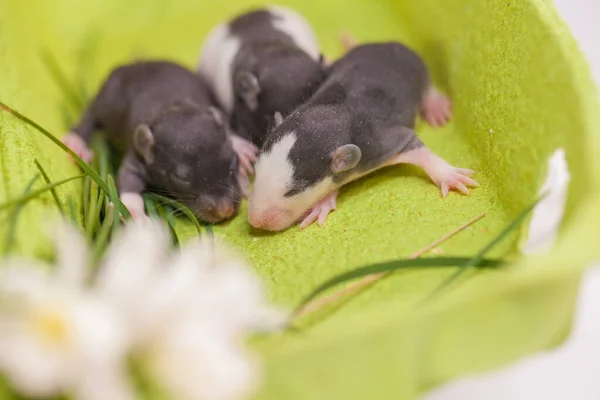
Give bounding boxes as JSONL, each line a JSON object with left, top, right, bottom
{"left": 215, "top": 203, "right": 235, "bottom": 219}
{"left": 248, "top": 207, "right": 283, "bottom": 229}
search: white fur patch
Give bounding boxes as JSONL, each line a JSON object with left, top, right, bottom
{"left": 268, "top": 5, "right": 321, "bottom": 61}
{"left": 252, "top": 132, "right": 298, "bottom": 209}
{"left": 250, "top": 131, "right": 336, "bottom": 228}
{"left": 197, "top": 23, "right": 240, "bottom": 112}
{"left": 523, "top": 148, "right": 571, "bottom": 254}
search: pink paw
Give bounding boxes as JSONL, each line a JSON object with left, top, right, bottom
{"left": 62, "top": 132, "right": 93, "bottom": 163}
{"left": 299, "top": 190, "right": 338, "bottom": 229}
{"left": 239, "top": 173, "right": 251, "bottom": 198}
{"left": 431, "top": 166, "right": 478, "bottom": 198}
{"left": 231, "top": 135, "right": 259, "bottom": 179}
{"left": 119, "top": 192, "right": 149, "bottom": 221}
{"left": 422, "top": 88, "right": 452, "bottom": 128}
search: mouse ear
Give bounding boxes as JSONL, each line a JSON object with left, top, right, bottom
{"left": 234, "top": 70, "right": 261, "bottom": 112}
{"left": 273, "top": 111, "right": 283, "bottom": 128}
{"left": 330, "top": 144, "right": 361, "bottom": 174}
{"left": 209, "top": 106, "right": 225, "bottom": 127}
{"left": 133, "top": 124, "right": 155, "bottom": 165}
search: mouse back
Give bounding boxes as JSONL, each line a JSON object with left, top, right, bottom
{"left": 197, "top": 6, "right": 324, "bottom": 147}
{"left": 89, "top": 60, "right": 216, "bottom": 151}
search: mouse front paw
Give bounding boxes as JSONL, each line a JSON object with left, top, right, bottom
{"left": 231, "top": 135, "right": 259, "bottom": 177}
{"left": 119, "top": 192, "right": 149, "bottom": 221}
{"left": 299, "top": 190, "right": 339, "bottom": 229}
{"left": 62, "top": 132, "right": 93, "bottom": 163}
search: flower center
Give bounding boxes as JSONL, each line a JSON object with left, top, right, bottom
{"left": 31, "top": 308, "right": 69, "bottom": 345}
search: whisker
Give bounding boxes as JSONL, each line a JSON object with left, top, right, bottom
{"left": 214, "top": 183, "right": 244, "bottom": 199}
{"left": 147, "top": 188, "right": 196, "bottom": 201}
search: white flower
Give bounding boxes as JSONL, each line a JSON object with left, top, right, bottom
{"left": 96, "top": 220, "right": 287, "bottom": 400}
{"left": 0, "top": 223, "right": 133, "bottom": 400}
{"left": 0, "top": 218, "right": 286, "bottom": 400}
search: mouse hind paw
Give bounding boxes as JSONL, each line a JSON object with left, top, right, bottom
{"left": 421, "top": 87, "right": 452, "bottom": 128}
{"left": 392, "top": 147, "right": 478, "bottom": 198}
{"left": 437, "top": 168, "right": 478, "bottom": 198}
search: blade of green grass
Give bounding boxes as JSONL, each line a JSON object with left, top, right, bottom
{"left": 0, "top": 174, "right": 85, "bottom": 212}
{"left": 34, "top": 159, "right": 65, "bottom": 216}
{"left": 95, "top": 138, "right": 110, "bottom": 180}
{"left": 66, "top": 196, "right": 78, "bottom": 224}
{"left": 295, "top": 257, "right": 503, "bottom": 310}
{"left": 164, "top": 204, "right": 180, "bottom": 246}
{"left": 92, "top": 203, "right": 115, "bottom": 264}
{"left": 82, "top": 176, "right": 91, "bottom": 217}
{"left": 95, "top": 139, "right": 112, "bottom": 216}
{"left": 40, "top": 49, "right": 85, "bottom": 113}
{"left": 423, "top": 195, "right": 546, "bottom": 302}
{"left": 2, "top": 175, "right": 40, "bottom": 254}
{"left": 107, "top": 175, "right": 124, "bottom": 236}
{"left": 156, "top": 203, "right": 179, "bottom": 246}
{"left": 144, "top": 193, "right": 203, "bottom": 236}
{"left": 143, "top": 194, "right": 159, "bottom": 218}
{"left": 0, "top": 101, "right": 130, "bottom": 219}
{"left": 85, "top": 182, "right": 100, "bottom": 240}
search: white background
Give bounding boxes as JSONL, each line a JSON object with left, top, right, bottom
{"left": 422, "top": 1, "right": 600, "bottom": 399}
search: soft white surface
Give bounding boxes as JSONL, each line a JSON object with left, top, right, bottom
{"left": 422, "top": 0, "right": 600, "bottom": 399}
{"left": 523, "top": 148, "right": 571, "bottom": 254}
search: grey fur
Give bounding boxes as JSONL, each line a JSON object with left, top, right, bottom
{"left": 71, "top": 60, "right": 241, "bottom": 223}
{"left": 263, "top": 42, "right": 429, "bottom": 197}
{"left": 226, "top": 8, "right": 327, "bottom": 147}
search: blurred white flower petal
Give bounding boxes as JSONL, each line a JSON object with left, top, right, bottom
{"left": 148, "top": 320, "right": 258, "bottom": 400}
{"left": 0, "top": 288, "right": 132, "bottom": 400}
{"left": 0, "top": 261, "right": 51, "bottom": 302}
{"left": 0, "top": 217, "right": 283, "bottom": 400}
{"left": 51, "top": 221, "right": 90, "bottom": 289}
{"left": 0, "top": 224, "right": 132, "bottom": 400}
{"left": 123, "top": 229, "right": 283, "bottom": 400}
{"left": 95, "top": 218, "right": 169, "bottom": 300}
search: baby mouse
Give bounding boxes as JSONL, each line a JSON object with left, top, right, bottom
{"left": 62, "top": 60, "right": 257, "bottom": 223}
{"left": 197, "top": 5, "right": 327, "bottom": 148}
{"left": 247, "top": 41, "right": 478, "bottom": 231}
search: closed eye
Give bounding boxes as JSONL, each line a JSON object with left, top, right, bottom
{"left": 169, "top": 173, "right": 191, "bottom": 188}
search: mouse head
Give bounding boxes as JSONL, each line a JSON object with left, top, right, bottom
{"left": 247, "top": 109, "right": 361, "bottom": 231}
{"left": 133, "top": 103, "right": 242, "bottom": 223}
{"left": 232, "top": 47, "right": 327, "bottom": 141}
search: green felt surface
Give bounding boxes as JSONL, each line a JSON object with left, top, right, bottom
{"left": 1, "top": 0, "right": 600, "bottom": 399}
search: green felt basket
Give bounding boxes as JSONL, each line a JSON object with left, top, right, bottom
{"left": 1, "top": 0, "right": 600, "bottom": 399}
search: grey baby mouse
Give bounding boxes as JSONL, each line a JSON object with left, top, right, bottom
{"left": 197, "top": 5, "right": 327, "bottom": 148}
{"left": 247, "top": 40, "right": 478, "bottom": 231}
{"left": 62, "top": 60, "right": 258, "bottom": 223}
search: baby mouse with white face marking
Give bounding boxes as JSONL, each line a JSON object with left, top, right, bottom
{"left": 62, "top": 60, "right": 257, "bottom": 223}
{"left": 197, "top": 6, "right": 327, "bottom": 148}
{"left": 248, "top": 41, "right": 478, "bottom": 231}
